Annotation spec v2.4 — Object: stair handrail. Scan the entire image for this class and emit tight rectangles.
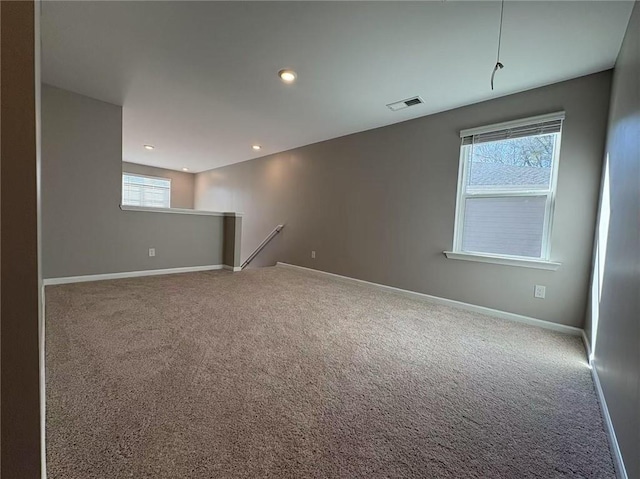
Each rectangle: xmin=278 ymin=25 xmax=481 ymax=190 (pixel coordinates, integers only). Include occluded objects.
xmin=241 ymin=224 xmax=284 ymax=269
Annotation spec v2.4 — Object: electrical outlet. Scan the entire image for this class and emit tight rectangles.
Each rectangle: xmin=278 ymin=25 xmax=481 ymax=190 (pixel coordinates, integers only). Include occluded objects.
xmin=534 ymin=285 xmax=546 ymax=299
xmin=149 ymin=248 xmax=156 ymax=257
xmin=311 ymin=250 xmax=316 ymax=259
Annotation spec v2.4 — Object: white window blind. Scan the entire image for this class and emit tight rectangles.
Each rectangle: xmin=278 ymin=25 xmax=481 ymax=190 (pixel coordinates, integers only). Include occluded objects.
xmin=461 ymin=196 xmax=547 ymax=258
xmin=461 ymin=118 xmax=563 ymax=145
xmin=122 ymin=174 xmax=171 ymax=208
xmin=452 ymin=113 xmax=564 ymax=260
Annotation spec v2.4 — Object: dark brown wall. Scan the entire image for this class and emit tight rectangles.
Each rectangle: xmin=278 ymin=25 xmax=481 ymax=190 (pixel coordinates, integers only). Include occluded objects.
xmin=1 ymin=1 xmax=43 ymax=477
xmin=223 ymin=216 xmax=237 ymax=268
xmin=223 ymin=216 xmax=243 ymax=269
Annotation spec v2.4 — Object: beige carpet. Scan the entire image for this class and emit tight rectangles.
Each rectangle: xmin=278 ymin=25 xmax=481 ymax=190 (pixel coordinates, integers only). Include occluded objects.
xmin=46 ymin=266 xmax=615 ymax=478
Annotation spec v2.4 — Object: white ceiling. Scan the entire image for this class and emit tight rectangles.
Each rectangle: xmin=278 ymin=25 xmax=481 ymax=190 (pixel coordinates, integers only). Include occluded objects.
xmin=41 ymin=1 xmax=634 ymax=173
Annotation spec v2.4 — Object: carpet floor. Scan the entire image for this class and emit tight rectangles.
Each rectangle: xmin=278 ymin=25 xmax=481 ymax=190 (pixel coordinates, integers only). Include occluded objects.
xmin=46 ymin=265 xmax=615 ymax=478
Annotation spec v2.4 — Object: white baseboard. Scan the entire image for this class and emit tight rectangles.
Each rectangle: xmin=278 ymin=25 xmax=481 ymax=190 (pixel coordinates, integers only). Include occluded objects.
xmin=43 ymin=264 xmax=224 ymax=285
xmin=581 ymin=329 xmax=593 ymax=363
xmin=276 ymin=262 xmax=582 ymax=336
xmin=590 ymin=361 xmax=628 ymax=479
xmin=223 ymin=265 xmax=243 ymax=272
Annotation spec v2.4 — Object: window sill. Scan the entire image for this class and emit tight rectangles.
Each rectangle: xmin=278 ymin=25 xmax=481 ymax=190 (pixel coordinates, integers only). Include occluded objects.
xmin=120 ymin=205 xmax=243 ymax=217
xmin=443 ymin=251 xmax=561 ymax=270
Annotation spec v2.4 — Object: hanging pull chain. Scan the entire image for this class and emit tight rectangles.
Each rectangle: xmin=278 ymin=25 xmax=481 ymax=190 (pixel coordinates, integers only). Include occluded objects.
xmin=491 ymin=0 xmax=505 ymax=90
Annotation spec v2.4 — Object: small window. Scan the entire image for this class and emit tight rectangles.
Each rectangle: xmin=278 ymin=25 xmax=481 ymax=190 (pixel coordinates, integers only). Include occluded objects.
xmin=452 ymin=112 xmax=564 ymax=260
xmin=122 ymin=173 xmax=171 ymax=208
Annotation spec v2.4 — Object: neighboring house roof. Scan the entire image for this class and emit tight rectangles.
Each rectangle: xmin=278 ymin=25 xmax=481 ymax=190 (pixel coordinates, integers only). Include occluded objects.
xmin=469 ymin=162 xmax=550 ymax=188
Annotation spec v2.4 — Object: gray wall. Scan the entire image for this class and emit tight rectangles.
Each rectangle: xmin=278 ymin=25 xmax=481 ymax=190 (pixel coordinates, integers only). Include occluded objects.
xmin=590 ymin=4 xmax=639 ymax=478
xmin=122 ymin=161 xmax=195 ymax=209
xmin=195 ymin=72 xmax=612 ymax=328
xmin=42 ymin=85 xmax=223 ymax=279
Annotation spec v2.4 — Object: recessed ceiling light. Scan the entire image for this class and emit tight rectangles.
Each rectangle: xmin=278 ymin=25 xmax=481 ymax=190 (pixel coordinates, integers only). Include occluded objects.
xmin=144 ymin=144 xmax=154 ymax=150
xmin=252 ymin=145 xmax=262 ymax=151
xmin=278 ymin=69 xmax=297 ymax=84
xmin=182 ymin=167 xmax=189 ymax=171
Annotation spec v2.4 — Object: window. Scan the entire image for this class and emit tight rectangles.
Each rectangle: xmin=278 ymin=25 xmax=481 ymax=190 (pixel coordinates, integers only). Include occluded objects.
xmin=450 ymin=112 xmax=564 ymax=264
xmin=122 ymin=173 xmax=171 ymax=208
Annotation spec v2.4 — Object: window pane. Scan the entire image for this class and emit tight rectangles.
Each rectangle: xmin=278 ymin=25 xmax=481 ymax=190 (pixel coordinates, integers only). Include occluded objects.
xmin=122 ymin=174 xmax=171 ymax=208
xmin=461 ymin=196 xmax=547 ymax=258
xmin=467 ymin=133 xmax=556 ymax=191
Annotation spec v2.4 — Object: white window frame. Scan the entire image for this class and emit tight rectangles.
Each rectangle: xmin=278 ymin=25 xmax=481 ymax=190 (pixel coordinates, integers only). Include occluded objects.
xmin=446 ymin=112 xmax=565 ymax=270
xmin=122 ymin=172 xmax=172 ymax=209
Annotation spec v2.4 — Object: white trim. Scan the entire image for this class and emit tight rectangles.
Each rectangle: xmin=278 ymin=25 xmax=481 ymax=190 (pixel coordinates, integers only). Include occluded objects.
xmin=40 ymin=285 xmax=47 ymax=479
xmin=542 ymin=129 xmax=563 ymax=260
xmin=581 ymin=329 xmax=592 ymax=363
xmin=43 ymin=264 xmax=224 ymax=285
xmin=451 ymin=144 xmax=470 ymax=251
xmin=34 ymin=1 xmax=47 ymax=476
xmin=460 ymin=111 xmax=566 ymax=138
xmin=590 ymin=361 xmax=629 ymax=479
xmin=443 ymin=251 xmax=561 ymax=270
xmin=122 ymin=171 xmax=173 ymax=183
xmin=276 ymin=262 xmax=580 ymax=336
xmin=119 ymin=204 xmax=243 ymax=217
xmin=223 ymin=265 xmax=242 ymax=272
xmin=451 ymin=118 xmax=563 ymax=262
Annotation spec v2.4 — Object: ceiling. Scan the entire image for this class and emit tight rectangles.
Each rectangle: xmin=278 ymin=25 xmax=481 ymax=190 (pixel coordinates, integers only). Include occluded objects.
xmin=41 ymin=1 xmax=634 ymax=173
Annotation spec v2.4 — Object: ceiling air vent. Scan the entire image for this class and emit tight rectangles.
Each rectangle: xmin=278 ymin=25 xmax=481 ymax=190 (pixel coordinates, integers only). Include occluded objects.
xmin=386 ymin=96 xmax=424 ymax=112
